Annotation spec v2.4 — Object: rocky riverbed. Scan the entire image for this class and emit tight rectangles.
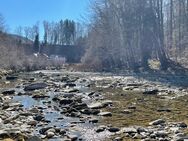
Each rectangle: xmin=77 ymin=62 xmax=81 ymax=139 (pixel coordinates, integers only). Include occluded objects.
xmin=0 ymin=69 xmax=187 ymax=141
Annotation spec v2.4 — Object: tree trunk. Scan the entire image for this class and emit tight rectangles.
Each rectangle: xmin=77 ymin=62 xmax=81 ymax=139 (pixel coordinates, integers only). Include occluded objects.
xmin=169 ymin=0 xmax=173 ymax=49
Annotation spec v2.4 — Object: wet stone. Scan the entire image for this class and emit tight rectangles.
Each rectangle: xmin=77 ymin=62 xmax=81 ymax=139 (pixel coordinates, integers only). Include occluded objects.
xmin=2 ymin=89 xmax=15 ymax=95
xmin=46 ymin=131 xmax=55 ymax=138
xmin=177 ymin=122 xmax=187 ymax=128
xmin=59 ymin=98 xmax=74 ymax=105
xmin=122 ymin=127 xmax=137 ymax=134
xmin=24 ymin=83 xmax=47 ymax=91
xmin=39 ymin=127 xmax=52 ymax=135
xmin=113 ymin=137 xmax=123 ymax=141
xmin=89 ymin=118 xmax=98 ymax=123
xmin=64 ymin=88 xmax=79 ymax=93
xmin=32 ymin=94 xmax=50 ymax=99
xmin=59 ymin=129 xmax=66 ymax=135
xmin=157 ymin=108 xmax=171 ymax=112
xmin=149 ymin=119 xmax=166 ymax=126
xmin=33 ymin=115 xmax=45 ymax=121
xmin=122 ymin=109 xmax=132 ymax=114
xmin=88 ymin=101 xmax=112 ymax=109
xmin=108 ymin=127 xmax=120 ymax=132
xmin=80 ymin=109 xmax=100 ymax=115
xmin=64 ymin=83 xmax=76 ymax=87
xmin=6 ymin=76 xmax=18 ymax=80
xmin=143 ymin=89 xmax=159 ymax=95
xmin=98 ymin=112 xmax=112 ymax=117
xmin=28 ymin=120 xmax=37 ymax=126
xmin=127 ymin=105 xmax=136 ymax=110
xmin=67 ymin=134 xmax=78 ymax=141
xmin=154 ymin=131 xmax=168 ymax=138
xmin=96 ymin=126 xmax=106 ymax=133
xmin=27 ymin=136 xmax=42 ymax=141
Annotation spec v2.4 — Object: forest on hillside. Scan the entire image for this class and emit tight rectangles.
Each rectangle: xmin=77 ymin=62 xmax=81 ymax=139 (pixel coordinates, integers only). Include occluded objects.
xmin=82 ymin=0 xmax=188 ymax=72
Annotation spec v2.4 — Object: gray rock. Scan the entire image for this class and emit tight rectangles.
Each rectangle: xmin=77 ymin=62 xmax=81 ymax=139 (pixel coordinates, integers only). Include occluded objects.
xmin=0 ymin=130 xmax=9 ymax=138
xmin=70 ymin=112 xmax=81 ymax=117
xmin=88 ymin=100 xmax=112 ymax=109
xmin=177 ymin=122 xmax=187 ymax=128
xmin=137 ymin=127 xmax=148 ymax=133
xmin=123 ymin=86 xmax=134 ymax=91
xmin=122 ymin=127 xmax=137 ymax=134
xmin=127 ymin=83 xmax=142 ymax=87
xmin=64 ymin=88 xmax=79 ymax=93
xmin=46 ymin=128 xmax=56 ymax=133
xmin=64 ymin=83 xmax=76 ymax=87
xmin=157 ymin=108 xmax=171 ymax=112
xmin=32 ymin=94 xmax=50 ymax=99
xmin=34 ymin=115 xmax=45 ymax=121
xmin=89 ymin=118 xmax=98 ymax=123
xmin=176 ymin=136 xmax=188 ymax=141
xmin=63 ymin=93 xmax=75 ymax=98
xmin=133 ymin=133 xmax=143 ymax=139
xmin=80 ymin=109 xmax=100 ymax=115
xmin=154 ymin=131 xmax=168 ymax=137
xmin=108 ymin=127 xmax=120 ymax=132
xmin=128 ymin=105 xmax=136 ymax=110
xmin=27 ymin=136 xmax=42 ymax=141
xmin=28 ymin=120 xmax=37 ymax=126
xmin=24 ymin=83 xmax=47 ymax=91
xmin=143 ymin=89 xmax=159 ymax=95
xmin=98 ymin=112 xmax=112 ymax=117
xmin=122 ymin=109 xmax=132 ymax=114
xmin=102 ymin=100 xmax=113 ymax=106
xmin=59 ymin=98 xmax=74 ymax=105
xmin=149 ymin=119 xmax=165 ymax=126
xmin=61 ymin=76 xmax=70 ymax=82
xmin=2 ymin=89 xmax=15 ymax=95
xmin=46 ymin=131 xmax=55 ymax=138
xmin=88 ymin=102 xmax=103 ymax=109
xmin=73 ymin=103 xmax=88 ymax=110
xmin=67 ymin=134 xmax=78 ymax=141
xmin=113 ymin=137 xmax=123 ymax=141
xmin=39 ymin=127 xmax=52 ymax=135
xmin=96 ymin=126 xmax=106 ymax=133
xmin=59 ymin=129 xmax=66 ymax=135
xmin=6 ymin=75 xmax=18 ymax=80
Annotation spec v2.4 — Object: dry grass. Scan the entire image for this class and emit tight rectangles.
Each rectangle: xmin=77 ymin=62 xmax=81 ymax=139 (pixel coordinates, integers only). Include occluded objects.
xmin=0 ymin=33 xmax=64 ymax=71
xmin=92 ymin=87 xmax=188 ymax=140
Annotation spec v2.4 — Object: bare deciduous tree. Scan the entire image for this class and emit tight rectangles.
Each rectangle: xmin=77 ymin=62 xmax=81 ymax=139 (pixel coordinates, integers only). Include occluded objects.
xmin=82 ymin=0 xmax=170 ymax=71
xmin=0 ymin=13 xmax=6 ymax=33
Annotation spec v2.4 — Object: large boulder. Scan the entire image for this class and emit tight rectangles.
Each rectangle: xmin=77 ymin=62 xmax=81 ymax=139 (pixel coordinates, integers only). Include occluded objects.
xmin=176 ymin=136 xmax=188 ymax=141
xmin=6 ymin=76 xmax=18 ymax=80
xmin=143 ymin=89 xmax=159 ymax=95
xmin=24 ymin=83 xmax=47 ymax=91
xmin=59 ymin=98 xmax=74 ymax=105
xmin=122 ymin=127 xmax=137 ymax=134
xmin=27 ymin=136 xmax=42 ymax=141
xmin=2 ymin=89 xmax=15 ymax=95
xmin=98 ymin=112 xmax=112 ymax=117
xmin=108 ymin=127 xmax=120 ymax=132
xmin=149 ymin=119 xmax=165 ymax=126
xmin=88 ymin=100 xmax=113 ymax=109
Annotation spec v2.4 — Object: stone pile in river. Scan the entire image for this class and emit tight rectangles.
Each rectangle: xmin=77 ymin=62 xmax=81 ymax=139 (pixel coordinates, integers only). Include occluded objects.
xmin=0 ymin=72 xmax=115 ymax=140
xmin=111 ymin=119 xmax=188 ymax=141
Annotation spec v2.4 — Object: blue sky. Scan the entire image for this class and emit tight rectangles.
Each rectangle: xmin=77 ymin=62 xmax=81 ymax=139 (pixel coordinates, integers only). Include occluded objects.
xmin=0 ymin=0 xmax=90 ymax=33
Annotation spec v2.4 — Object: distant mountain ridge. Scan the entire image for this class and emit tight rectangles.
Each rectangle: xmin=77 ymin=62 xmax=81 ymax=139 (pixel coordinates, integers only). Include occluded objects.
xmin=0 ymin=32 xmax=32 ymax=47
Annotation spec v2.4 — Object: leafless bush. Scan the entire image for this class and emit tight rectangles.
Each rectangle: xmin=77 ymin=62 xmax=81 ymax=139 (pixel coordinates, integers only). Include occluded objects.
xmin=0 ymin=36 xmax=64 ymax=71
